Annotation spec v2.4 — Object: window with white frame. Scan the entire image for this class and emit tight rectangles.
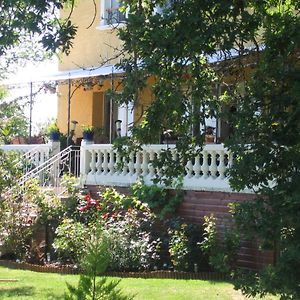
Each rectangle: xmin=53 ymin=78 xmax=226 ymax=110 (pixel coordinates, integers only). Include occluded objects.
xmin=100 ymin=0 xmax=127 ymax=27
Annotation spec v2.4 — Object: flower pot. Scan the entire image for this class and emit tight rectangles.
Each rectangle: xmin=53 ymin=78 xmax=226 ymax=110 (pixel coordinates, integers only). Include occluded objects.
xmin=49 ymin=131 xmax=60 ymax=141
xmin=83 ymin=131 xmax=94 ymax=141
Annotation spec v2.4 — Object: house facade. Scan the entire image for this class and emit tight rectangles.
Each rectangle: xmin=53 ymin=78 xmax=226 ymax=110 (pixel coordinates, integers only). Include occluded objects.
xmin=57 ymin=0 xmax=156 ymax=143
xmin=52 ymin=1 xmax=275 ymax=270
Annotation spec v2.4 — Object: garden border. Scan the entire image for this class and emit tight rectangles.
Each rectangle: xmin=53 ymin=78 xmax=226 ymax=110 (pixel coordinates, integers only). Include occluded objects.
xmin=0 ymin=260 xmax=226 ymax=280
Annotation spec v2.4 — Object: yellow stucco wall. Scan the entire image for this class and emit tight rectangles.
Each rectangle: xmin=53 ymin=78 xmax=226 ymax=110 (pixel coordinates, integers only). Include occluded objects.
xmin=59 ymin=0 xmax=122 ymax=70
xmin=57 ymin=0 xmax=155 ymax=138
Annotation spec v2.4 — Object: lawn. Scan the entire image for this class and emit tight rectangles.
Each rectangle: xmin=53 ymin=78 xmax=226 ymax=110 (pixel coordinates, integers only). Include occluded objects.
xmin=0 ymin=266 xmax=278 ymax=300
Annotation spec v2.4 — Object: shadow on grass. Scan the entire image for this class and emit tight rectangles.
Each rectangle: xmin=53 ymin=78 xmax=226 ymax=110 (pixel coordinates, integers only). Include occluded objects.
xmin=45 ymin=292 xmax=65 ymax=300
xmin=0 ymin=286 xmax=35 ymax=297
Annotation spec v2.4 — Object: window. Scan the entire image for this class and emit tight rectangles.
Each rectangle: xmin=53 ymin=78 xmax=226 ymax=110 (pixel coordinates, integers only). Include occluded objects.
xmin=100 ymin=0 xmax=127 ymax=28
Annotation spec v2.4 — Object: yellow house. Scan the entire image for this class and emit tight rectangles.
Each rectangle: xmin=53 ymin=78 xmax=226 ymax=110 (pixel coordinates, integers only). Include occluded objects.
xmin=56 ymin=0 xmax=253 ymax=145
xmin=57 ymin=0 xmax=156 ymax=144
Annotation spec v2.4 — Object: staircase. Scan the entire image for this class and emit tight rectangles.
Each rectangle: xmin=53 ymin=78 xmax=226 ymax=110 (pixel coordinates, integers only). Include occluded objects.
xmin=16 ymin=145 xmax=81 ymax=196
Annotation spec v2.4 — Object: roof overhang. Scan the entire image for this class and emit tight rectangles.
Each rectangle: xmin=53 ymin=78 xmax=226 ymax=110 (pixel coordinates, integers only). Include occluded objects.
xmin=1 ymin=64 xmax=124 ymax=87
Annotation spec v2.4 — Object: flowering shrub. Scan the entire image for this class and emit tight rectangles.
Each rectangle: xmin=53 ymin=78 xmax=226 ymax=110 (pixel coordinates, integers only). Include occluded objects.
xmin=103 ymin=207 xmax=160 ymax=271
xmin=0 ymin=180 xmax=45 ymax=260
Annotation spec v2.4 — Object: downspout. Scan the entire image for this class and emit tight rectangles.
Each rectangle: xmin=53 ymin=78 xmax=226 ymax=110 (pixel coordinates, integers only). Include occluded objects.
xmin=67 ymin=77 xmax=71 ymax=146
xmin=29 ymin=82 xmax=33 ymax=143
xmin=109 ymin=67 xmax=114 ymax=143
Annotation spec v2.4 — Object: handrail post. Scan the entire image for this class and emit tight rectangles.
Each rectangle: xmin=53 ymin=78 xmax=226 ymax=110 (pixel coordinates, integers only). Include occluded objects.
xmin=48 ymin=140 xmax=60 ymax=157
xmin=80 ymin=139 xmax=94 ymax=187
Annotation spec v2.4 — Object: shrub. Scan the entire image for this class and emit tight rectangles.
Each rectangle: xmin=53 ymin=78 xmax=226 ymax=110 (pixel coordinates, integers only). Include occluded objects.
xmin=53 ymin=218 xmax=90 ymax=263
xmin=200 ymin=215 xmax=240 ymax=273
xmin=103 ymin=207 xmax=160 ymax=271
xmin=130 ymin=181 xmax=183 ymax=219
xmin=65 ymin=226 xmax=133 ymax=300
xmin=167 ymin=217 xmax=208 ymax=272
xmin=0 ymin=180 xmax=48 ymax=260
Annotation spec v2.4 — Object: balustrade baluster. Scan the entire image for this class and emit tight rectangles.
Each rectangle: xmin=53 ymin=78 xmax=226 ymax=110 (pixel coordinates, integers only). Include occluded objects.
xmin=102 ymin=150 xmax=108 ymax=174
xmin=108 ymin=149 xmax=115 ymax=175
xmin=128 ymin=152 xmax=135 ymax=176
xmin=115 ymin=151 xmax=121 ymax=175
xmin=218 ymin=151 xmax=226 ymax=179
xmin=122 ymin=155 xmax=128 ymax=176
xmin=193 ymin=154 xmax=201 ymax=178
xmin=135 ymin=151 xmax=142 ymax=177
xmin=186 ymin=159 xmax=193 ymax=178
xmin=201 ymin=151 xmax=209 ymax=177
xmin=148 ymin=150 xmax=155 ymax=178
xmin=210 ymin=151 xmax=217 ymax=177
xmin=96 ymin=150 xmax=102 ymax=175
xmin=141 ymin=149 xmax=149 ymax=177
xmin=89 ymin=150 xmax=96 ymax=174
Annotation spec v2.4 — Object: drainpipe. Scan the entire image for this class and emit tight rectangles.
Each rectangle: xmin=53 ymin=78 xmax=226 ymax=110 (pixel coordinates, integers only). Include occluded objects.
xmin=67 ymin=77 xmax=71 ymax=146
xmin=109 ymin=68 xmax=114 ymax=143
xmin=29 ymin=82 xmax=33 ymax=143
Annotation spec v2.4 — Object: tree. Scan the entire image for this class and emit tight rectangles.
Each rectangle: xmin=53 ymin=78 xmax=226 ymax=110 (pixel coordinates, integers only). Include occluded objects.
xmin=0 ymin=0 xmax=77 ymax=77
xmin=117 ymin=0 xmax=300 ymax=299
xmin=0 ymin=90 xmax=28 ymax=144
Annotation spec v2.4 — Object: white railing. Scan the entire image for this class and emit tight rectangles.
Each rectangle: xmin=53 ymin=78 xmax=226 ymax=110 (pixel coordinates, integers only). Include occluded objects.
xmin=80 ymin=143 xmax=234 ymax=192
xmin=0 ymin=144 xmax=52 ymax=172
xmin=19 ymin=146 xmax=81 ymax=195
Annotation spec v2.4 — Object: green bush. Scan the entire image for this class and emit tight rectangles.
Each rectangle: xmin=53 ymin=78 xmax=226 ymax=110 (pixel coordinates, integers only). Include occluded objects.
xmin=65 ymin=226 xmax=133 ymax=300
xmin=167 ymin=218 xmax=208 ymax=272
xmin=53 ymin=218 xmax=90 ymax=263
xmin=200 ymin=215 xmax=240 ymax=273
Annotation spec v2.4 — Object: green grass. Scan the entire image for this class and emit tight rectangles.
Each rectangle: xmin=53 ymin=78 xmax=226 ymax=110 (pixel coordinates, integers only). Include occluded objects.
xmin=0 ymin=266 xmax=278 ymax=300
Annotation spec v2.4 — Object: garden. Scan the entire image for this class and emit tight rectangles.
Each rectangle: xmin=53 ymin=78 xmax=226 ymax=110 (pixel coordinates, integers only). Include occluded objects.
xmin=0 ymin=151 xmax=277 ymax=299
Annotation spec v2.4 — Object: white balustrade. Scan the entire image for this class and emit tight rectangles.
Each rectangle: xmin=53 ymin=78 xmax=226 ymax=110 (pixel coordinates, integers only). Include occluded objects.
xmin=0 ymin=143 xmax=52 ymax=170
xmin=80 ymin=143 xmax=234 ymax=192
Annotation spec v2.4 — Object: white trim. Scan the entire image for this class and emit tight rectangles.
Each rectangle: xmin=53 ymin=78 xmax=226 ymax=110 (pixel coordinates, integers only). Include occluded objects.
xmin=1 ymin=64 xmax=124 ymax=86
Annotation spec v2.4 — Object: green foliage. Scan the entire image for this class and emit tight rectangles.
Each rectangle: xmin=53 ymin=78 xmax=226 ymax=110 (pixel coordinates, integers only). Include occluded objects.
xmin=0 ymin=150 xmax=23 ymax=193
xmin=65 ymin=226 xmax=133 ymax=300
xmin=103 ymin=207 xmax=160 ymax=271
xmin=53 ymin=218 xmax=89 ymax=263
xmin=200 ymin=215 xmax=240 ymax=274
xmin=0 ymin=181 xmax=41 ymax=259
xmin=0 ymin=0 xmax=76 ymax=58
xmin=130 ymin=181 xmax=183 ymax=219
xmin=0 ymin=98 xmax=28 ymax=144
xmin=53 ymin=186 xmax=160 ymax=270
xmin=117 ymin=0 xmax=300 ymax=298
xmin=47 ymin=122 xmax=60 ymax=134
xmin=167 ymin=218 xmax=208 ymax=272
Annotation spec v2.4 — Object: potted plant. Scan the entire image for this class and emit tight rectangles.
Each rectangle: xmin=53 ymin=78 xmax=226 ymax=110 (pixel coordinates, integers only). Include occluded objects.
xmin=47 ymin=122 xmax=60 ymax=141
xmin=82 ymin=125 xmax=95 ymax=141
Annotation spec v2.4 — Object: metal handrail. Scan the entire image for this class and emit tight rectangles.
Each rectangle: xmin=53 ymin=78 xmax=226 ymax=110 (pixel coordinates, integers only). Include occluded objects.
xmin=14 ymin=144 xmax=51 ymax=170
xmin=16 ymin=146 xmax=81 ymax=195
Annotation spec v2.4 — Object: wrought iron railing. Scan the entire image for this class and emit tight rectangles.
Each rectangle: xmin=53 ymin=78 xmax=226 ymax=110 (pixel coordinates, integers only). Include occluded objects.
xmin=18 ymin=146 xmax=81 ymax=195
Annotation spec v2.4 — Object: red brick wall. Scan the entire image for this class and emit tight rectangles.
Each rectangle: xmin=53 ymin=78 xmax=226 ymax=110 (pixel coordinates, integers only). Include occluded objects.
xmin=178 ymin=190 xmax=274 ymax=270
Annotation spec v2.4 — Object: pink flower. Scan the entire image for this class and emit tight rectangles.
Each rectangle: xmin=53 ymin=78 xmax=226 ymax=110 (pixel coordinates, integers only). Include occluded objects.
xmin=78 ymin=206 xmax=88 ymax=213
xmin=90 ymin=199 xmax=98 ymax=206
xmin=84 ymin=194 xmax=91 ymax=202
xmin=102 ymin=213 xmax=109 ymax=220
